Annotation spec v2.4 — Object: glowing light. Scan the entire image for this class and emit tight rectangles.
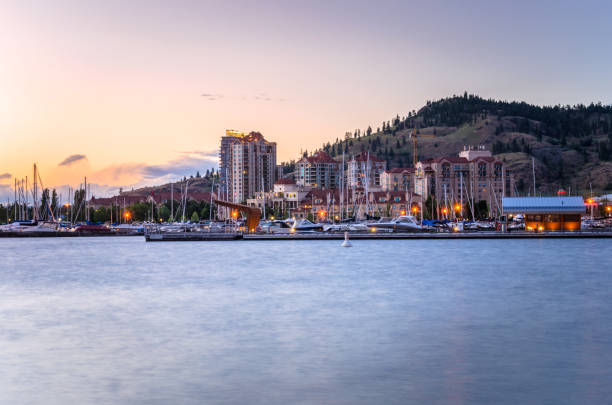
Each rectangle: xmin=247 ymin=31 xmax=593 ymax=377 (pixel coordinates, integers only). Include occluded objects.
xmin=538 ymin=225 xmax=544 ymax=231
xmin=270 ymin=216 xmax=275 ymax=220
xmin=290 ymin=228 xmax=296 ymax=234
xmin=442 ymin=208 xmax=448 ymax=214
xmin=454 ymin=204 xmax=461 ymax=211
xmin=319 ymin=210 xmax=326 ymax=217
xmin=370 ymin=227 xmax=376 ymax=232
xmin=400 ymin=210 xmax=406 ymax=215
xmin=412 ymin=207 xmax=418 ymax=213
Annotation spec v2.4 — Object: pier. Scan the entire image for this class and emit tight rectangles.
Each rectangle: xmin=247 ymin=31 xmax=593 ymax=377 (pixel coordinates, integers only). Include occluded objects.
xmin=143 ymin=230 xmax=612 ymax=241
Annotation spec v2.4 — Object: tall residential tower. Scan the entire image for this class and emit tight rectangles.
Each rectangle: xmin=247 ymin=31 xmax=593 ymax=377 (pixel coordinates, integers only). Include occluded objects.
xmin=219 ymin=130 xmax=277 ymax=203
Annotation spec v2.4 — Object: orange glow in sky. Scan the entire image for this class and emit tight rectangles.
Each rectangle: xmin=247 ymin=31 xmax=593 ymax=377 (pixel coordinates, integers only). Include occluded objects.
xmin=1 ymin=1 xmax=611 ymax=197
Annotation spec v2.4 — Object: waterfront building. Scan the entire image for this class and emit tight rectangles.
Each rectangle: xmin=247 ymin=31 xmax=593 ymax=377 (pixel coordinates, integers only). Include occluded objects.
xmin=502 ymin=196 xmax=585 ymax=231
xmin=220 ymin=130 xmax=277 ymax=203
xmin=219 ymin=130 xmax=248 ymax=191
xmin=415 ymin=146 xmax=515 ymax=217
xmin=381 ymin=168 xmax=415 ymax=192
xmin=247 ymin=177 xmax=310 ymax=218
xmin=296 ymin=151 xmax=340 ymax=189
xmin=347 ymin=152 xmax=387 ymax=189
xmin=293 ymin=188 xmax=422 ymax=220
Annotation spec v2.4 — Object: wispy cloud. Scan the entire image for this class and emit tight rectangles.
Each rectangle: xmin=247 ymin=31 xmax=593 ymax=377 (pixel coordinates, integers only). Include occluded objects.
xmin=79 ymin=150 xmax=219 ymax=196
xmin=201 ymin=92 xmax=224 ymax=101
xmin=0 ymin=151 xmax=219 ymax=201
xmin=201 ymin=91 xmax=286 ymax=102
xmin=0 ymin=184 xmax=11 ymax=201
xmin=140 ymin=150 xmax=218 ymax=179
xmin=59 ymin=154 xmax=87 ymax=166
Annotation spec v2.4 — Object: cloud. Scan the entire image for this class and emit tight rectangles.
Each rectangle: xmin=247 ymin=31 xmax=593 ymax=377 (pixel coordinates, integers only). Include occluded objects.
xmin=140 ymin=150 xmax=218 ymax=179
xmin=201 ymin=92 xmax=286 ymax=102
xmin=77 ymin=150 xmax=219 ymax=196
xmin=0 ymin=173 xmax=11 ymax=181
xmin=0 ymin=184 xmax=11 ymax=201
xmin=201 ymin=93 xmax=224 ymax=101
xmin=59 ymin=154 xmax=87 ymax=166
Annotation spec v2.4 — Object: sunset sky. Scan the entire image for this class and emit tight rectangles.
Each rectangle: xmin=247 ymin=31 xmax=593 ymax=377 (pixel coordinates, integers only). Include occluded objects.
xmin=1 ymin=0 xmax=611 ymax=200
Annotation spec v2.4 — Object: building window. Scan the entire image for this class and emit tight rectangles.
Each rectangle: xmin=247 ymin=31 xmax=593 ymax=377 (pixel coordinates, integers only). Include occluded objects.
xmin=442 ymin=163 xmax=451 ymax=178
xmin=478 ymin=163 xmax=487 ymax=178
xmin=494 ymin=164 xmax=503 ymax=178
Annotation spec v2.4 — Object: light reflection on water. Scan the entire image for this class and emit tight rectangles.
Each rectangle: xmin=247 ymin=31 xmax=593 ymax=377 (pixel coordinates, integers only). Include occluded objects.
xmin=0 ymin=237 xmax=611 ymax=404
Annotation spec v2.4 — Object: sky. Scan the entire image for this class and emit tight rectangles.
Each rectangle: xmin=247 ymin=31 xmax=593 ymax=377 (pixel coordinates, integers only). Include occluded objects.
xmin=1 ymin=0 xmax=611 ymax=200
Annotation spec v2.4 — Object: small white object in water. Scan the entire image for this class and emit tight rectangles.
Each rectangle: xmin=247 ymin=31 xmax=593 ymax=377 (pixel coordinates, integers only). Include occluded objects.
xmin=341 ymin=231 xmax=352 ymax=247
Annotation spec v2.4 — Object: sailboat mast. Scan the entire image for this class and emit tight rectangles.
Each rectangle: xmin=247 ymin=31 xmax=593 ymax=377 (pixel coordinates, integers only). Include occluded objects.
xmin=261 ymin=176 xmax=266 ymax=219
xmin=340 ymin=152 xmax=344 ymax=221
xmin=209 ymin=178 xmax=215 ymax=222
xmin=14 ymin=178 xmax=17 ymax=221
xmin=531 ymin=157 xmax=536 ymax=197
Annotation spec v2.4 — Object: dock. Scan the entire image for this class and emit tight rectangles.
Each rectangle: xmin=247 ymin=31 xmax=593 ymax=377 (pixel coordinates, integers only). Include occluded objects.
xmin=143 ymin=230 xmax=612 ymax=241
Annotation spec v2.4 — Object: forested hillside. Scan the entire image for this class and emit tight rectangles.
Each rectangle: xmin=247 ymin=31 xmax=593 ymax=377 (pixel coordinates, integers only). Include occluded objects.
xmin=291 ymin=93 xmax=612 ymax=195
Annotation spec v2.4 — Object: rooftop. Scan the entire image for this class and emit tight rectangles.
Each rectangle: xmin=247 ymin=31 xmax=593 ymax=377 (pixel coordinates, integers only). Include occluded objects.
xmin=300 ymin=151 xmax=338 ymax=164
xmin=385 ymin=168 xmax=415 ymax=174
xmin=502 ymin=197 xmax=586 ymax=214
xmin=353 ymin=151 xmax=385 ymax=162
xmin=274 ymin=177 xmax=296 ymax=185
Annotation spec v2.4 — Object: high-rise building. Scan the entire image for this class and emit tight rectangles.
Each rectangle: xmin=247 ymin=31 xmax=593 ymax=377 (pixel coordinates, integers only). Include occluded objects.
xmin=219 ymin=130 xmax=248 ymax=196
xmin=220 ymin=130 xmax=277 ymax=203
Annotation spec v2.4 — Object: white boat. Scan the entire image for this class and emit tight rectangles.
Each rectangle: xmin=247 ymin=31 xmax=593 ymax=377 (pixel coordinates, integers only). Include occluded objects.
xmin=1 ymin=221 xmax=58 ymax=233
xmin=348 ymin=223 xmax=370 ymax=232
xmin=112 ymin=223 xmax=144 ymax=234
xmin=291 ymin=219 xmax=324 ymax=232
xmin=367 ymin=215 xmax=422 ymax=232
xmin=261 ymin=220 xmax=293 ymax=234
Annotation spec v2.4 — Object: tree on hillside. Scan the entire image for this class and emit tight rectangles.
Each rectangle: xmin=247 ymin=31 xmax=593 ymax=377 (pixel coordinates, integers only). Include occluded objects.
xmin=51 ymin=189 xmax=58 ymax=217
xmin=191 ymin=211 xmax=200 ymax=223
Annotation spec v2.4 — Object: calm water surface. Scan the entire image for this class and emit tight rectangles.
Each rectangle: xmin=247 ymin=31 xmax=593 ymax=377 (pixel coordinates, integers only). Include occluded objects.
xmin=0 ymin=237 xmax=611 ymax=404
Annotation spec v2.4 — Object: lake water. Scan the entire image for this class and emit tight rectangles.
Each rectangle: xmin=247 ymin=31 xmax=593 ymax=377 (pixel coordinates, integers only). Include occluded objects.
xmin=1 ymin=237 xmax=611 ymax=404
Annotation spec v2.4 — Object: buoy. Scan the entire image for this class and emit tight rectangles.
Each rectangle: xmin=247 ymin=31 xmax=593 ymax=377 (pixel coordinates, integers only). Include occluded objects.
xmin=341 ymin=231 xmax=352 ymax=247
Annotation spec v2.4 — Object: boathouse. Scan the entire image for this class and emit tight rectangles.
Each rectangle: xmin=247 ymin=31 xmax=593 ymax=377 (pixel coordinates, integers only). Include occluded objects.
xmin=502 ymin=197 xmax=585 ymax=231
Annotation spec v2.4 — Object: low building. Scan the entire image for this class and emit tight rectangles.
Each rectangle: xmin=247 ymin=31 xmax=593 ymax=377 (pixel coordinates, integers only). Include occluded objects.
xmin=502 ymin=197 xmax=585 ymax=231
xmin=381 ymin=168 xmax=415 ymax=192
xmin=246 ymin=177 xmax=309 ymax=218
xmin=296 ymin=151 xmax=340 ymax=189
xmin=347 ymin=152 xmax=387 ymax=189
xmin=293 ymin=188 xmax=422 ymax=221
xmin=415 ymin=147 xmax=515 ymax=218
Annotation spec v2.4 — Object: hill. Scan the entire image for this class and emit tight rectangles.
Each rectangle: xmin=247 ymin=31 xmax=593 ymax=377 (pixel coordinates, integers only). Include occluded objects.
xmin=117 ymin=173 xmax=217 ymax=198
xmin=304 ymin=93 xmax=612 ymax=195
